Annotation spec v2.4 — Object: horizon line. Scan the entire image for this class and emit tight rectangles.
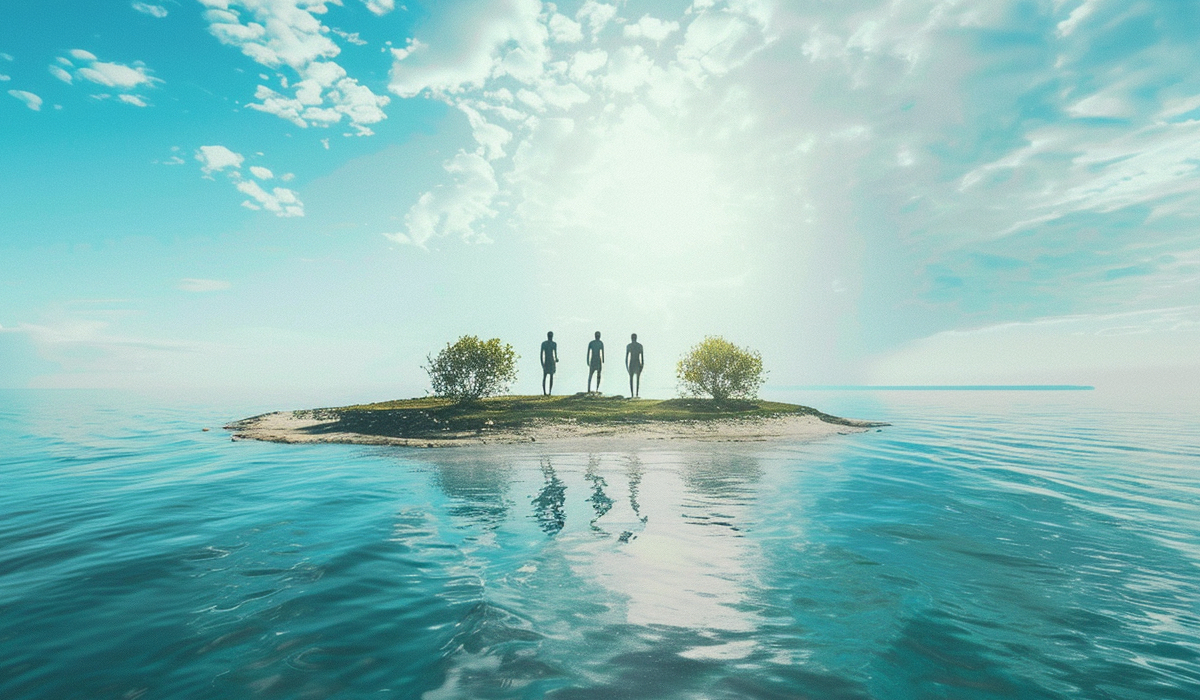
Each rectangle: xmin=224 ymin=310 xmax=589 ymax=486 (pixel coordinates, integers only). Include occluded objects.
xmin=773 ymin=385 xmax=1096 ymax=391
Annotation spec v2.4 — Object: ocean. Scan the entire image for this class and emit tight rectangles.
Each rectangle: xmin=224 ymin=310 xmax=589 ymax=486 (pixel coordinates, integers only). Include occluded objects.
xmin=2 ymin=388 xmax=1198 ymax=699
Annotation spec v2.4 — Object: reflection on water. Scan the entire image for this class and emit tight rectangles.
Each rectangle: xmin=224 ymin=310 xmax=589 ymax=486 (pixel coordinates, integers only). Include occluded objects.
xmin=532 ymin=458 xmax=566 ymax=536
xmin=433 ymin=456 xmax=514 ymax=529
xmin=584 ymin=456 xmax=615 ymax=529
xmin=2 ymin=389 xmax=1200 ymax=699
xmin=624 ymin=456 xmax=648 ymax=525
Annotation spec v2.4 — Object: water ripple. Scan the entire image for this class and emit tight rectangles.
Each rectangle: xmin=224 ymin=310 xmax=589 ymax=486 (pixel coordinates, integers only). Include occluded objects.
xmin=1 ymin=389 xmax=1198 ymax=698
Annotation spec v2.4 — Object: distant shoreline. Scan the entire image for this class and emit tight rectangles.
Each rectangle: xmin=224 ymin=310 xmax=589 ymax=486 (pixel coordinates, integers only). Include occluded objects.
xmin=225 ymin=394 xmax=887 ymax=448
xmin=776 ymin=385 xmax=1096 ymax=391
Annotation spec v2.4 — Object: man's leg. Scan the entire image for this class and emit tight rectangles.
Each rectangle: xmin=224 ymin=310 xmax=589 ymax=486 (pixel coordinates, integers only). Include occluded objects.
xmin=549 ymin=373 xmax=554 ymax=395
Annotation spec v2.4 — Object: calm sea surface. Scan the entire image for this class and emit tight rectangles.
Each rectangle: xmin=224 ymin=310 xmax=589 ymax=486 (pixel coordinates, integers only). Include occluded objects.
xmin=2 ymin=389 xmax=1198 ymax=699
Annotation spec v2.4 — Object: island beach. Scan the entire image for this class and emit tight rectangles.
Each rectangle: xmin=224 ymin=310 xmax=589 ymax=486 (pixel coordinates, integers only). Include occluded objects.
xmin=225 ymin=393 xmax=886 ymax=448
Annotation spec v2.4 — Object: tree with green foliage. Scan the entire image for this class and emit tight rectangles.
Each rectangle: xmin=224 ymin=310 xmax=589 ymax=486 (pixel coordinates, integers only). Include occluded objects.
xmin=425 ymin=336 xmax=518 ymax=402
xmin=676 ymin=336 xmax=766 ymax=401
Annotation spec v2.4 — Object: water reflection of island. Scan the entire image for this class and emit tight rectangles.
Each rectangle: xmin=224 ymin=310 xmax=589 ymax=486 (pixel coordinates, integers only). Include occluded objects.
xmin=431 ymin=456 xmax=514 ymax=528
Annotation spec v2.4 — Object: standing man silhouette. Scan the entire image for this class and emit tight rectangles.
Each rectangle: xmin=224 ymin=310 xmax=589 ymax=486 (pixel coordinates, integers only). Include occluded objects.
xmin=587 ymin=331 xmax=604 ymax=392
xmin=625 ymin=333 xmax=644 ymax=398
xmin=540 ymin=331 xmax=558 ymax=396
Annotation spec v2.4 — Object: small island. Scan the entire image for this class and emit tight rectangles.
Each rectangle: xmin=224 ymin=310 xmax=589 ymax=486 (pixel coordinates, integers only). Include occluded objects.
xmin=225 ymin=393 xmax=887 ymax=448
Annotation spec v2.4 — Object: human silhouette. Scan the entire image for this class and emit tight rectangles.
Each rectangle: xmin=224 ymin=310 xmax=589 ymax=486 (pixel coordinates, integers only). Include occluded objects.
xmin=540 ymin=331 xmax=558 ymax=396
xmin=587 ymin=331 xmax=604 ymax=392
xmin=625 ymin=333 xmax=644 ymax=398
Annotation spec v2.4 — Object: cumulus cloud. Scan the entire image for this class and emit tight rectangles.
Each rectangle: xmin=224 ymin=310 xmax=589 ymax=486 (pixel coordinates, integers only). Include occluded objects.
xmin=360 ymin=0 xmax=393 ymax=16
xmin=8 ymin=90 xmax=42 ymax=111
xmin=178 ymin=278 xmax=232 ymax=292
xmin=383 ymin=151 xmax=498 ymax=246
xmin=199 ymin=0 xmax=390 ymax=135
xmin=383 ymin=0 xmax=772 ymax=248
xmin=236 ymin=179 xmax=305 ymax=216
xmin=547 ymin=9 xmax=583 ymax=44
xmin=51 ymin=50 xmax=161 ymax=105
xmin=196 ymin=145 xmax=245 ymax=174
xmin=623 ymin=15 xmax=680 ymax=43
xmin=195 ymin=144 xmax=304 ymax=217
xmin=388 ymin=0 xmax=548 ymax=97
xmin=576 ymin=1 xmax=616 ymax=37
xmin=131 ymin=2 xmax=168 ymax=18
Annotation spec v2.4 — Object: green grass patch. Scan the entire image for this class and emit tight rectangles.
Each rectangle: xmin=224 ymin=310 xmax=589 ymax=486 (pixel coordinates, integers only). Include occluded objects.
xmin=290 ymin=393 xmax=875 ymax=439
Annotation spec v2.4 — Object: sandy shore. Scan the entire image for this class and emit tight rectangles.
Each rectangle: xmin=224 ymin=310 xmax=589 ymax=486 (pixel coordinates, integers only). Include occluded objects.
xmin=225 ymin=411 xmax=882 ymax=448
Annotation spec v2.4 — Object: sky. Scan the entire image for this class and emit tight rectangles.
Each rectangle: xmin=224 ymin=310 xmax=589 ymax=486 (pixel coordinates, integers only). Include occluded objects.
xmin=2 ymin=0 xmax=1199 ymax=401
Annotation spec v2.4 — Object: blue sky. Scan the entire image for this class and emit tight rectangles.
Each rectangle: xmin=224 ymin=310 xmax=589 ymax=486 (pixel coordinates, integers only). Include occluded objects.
xmin=2 ymin=0 xmax=1198 ymax=400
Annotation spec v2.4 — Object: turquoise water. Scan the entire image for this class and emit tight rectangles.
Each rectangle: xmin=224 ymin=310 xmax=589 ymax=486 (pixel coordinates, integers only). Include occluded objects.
xmin=2 ymin=389 xmax=1198 ymax=699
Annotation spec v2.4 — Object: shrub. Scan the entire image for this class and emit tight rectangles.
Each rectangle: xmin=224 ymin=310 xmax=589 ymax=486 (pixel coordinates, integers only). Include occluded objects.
xmin=676 ymin=336 xmax=766 ymax=401
xmin=425 ymin=336 xmax=518 ymax=402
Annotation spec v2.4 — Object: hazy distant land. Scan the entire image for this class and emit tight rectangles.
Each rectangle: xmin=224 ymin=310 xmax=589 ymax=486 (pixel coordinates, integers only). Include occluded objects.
xmin=225 ymin=394 xmax=887 ymax=448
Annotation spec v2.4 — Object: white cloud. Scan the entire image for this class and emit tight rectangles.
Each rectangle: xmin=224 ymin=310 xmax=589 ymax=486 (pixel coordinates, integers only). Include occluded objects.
xmin=361 ymin=0 xmax=393 ymax=16
xmin=623 ymin=15 xmax=680 ymax=43
xmin=8 ymin=90 xmax=42 ymax=111
xmin=48 ymin=65 xmax=72 ymax=83
xmin=195 ymin=145 xmax=304 ymax=217
xmin=178 ymin=278 xmax=232 ymax=292
xmin=236 ymin=179 xmax=305 ymax=216
xmin=0 ymin=74 xmax=10 ymax=82
xmin=388 ymin=0 xmax=548 ymax=97
xmin=79 ymin=61 xmax=154 ymax=88
xmin=576 ymin=1 xmax=617 ymax=37
xmin=548 ymin=10 xmax=583 ymax=43
xmin=132 ymin=2 xmax=168 ymax=18
xmin=569 ymin=48 xmax=607 ymax=81
xmin=457 ymin=103 xmax=512 ymax=159
xmin=382 ymin=0 xmax=775 ymax=248
xmin=52 ymin=50 xmax=161 ymax=105
xmin=118 ymin=94 xmax=148 ymax=107
xmin=0 ymin=53 xmax=13 ymax=61
xmin=1056 ymin=0 xmax=1100 ymax=38
xmin=332 ymin=28 xmax=367 ymax=46
xmin=199 ymin=0 xmax=390 ymax=134
xmin=385 ymin=151 xmax=498 ymax=246
xmin=196 ymin=145 xmax=245 ymax=174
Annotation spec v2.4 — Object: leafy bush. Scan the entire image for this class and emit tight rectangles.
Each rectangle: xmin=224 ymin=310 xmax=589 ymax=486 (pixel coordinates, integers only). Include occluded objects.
xmin=676 ymin=336 xmax=766 ymax=401
xmin=425 ymin=336 xmax=518 ymax=402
